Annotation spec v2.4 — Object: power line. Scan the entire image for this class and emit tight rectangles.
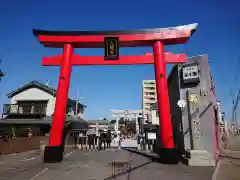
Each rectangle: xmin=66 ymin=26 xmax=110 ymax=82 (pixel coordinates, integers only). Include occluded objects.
xmin=232 ymin=88 xmax=240 ymax=127
xmin=232 ymin=89 xmax=240 ymax=113
xmin=231 ymin=57 xmax=240 ymax=129
xmin=230 ymin=57 xmax=240 ymax=96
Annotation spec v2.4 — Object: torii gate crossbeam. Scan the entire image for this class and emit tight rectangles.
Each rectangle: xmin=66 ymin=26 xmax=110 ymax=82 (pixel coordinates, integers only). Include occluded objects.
xmin=42 ymin=53 xmax=187 ymax=66
xmin=33 ymin=23 xmax=198 ymax=164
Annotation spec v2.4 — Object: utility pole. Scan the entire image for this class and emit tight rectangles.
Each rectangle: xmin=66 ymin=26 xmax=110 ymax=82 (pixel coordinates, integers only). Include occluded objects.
xmin=75 ymin=87 xmax=79 ymax=116
xmin=233 ymin=89 xmax=240 ymax=130
xmin=230 ymin=57 xmax=240 ymax=132
xmin=75 ymin=87 xmax=84 ymax=116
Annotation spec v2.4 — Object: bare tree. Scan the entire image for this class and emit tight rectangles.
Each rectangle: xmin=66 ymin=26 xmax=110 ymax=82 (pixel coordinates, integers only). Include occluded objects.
xmin=0 ymin=59 xmax=6 ymax=81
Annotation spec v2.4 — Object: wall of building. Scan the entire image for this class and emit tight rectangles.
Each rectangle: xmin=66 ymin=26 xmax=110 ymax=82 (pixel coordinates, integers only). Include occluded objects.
xmin=149 ymin=110 xmax=159 ymax=125
xmin=167 ymin=65 xmax=184 ymax=151
xmin=177 ymin=55 xmax=218 ymax=161
xmin=10 ymin=88 xmax=55 ymax=116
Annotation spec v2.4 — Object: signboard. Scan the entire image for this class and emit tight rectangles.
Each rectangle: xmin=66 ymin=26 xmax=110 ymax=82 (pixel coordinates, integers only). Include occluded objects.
xmin=177 ymin=99 xmax=186 ymax=108
xmin=188 ymin=93 xmax=198 ymax=104
xmin=147 ymin=132 xmax=156 ymax=140
xmin=182 ymin=64 xmax=200 ymax=84
xmin=104 ymin=37 xmax=119 ymax=60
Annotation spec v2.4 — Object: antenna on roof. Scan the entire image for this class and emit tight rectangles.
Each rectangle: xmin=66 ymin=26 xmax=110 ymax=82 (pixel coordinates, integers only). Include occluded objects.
xmin=45 ymin=80 xmax=50 ymax=86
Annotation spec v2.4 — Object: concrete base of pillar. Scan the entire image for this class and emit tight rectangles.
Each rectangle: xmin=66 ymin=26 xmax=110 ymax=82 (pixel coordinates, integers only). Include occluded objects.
xmin=44 ymin=146 xmax=63 ymax=163
xmin=159 ymin=148 xmax=180 ymax=164
xmin=183 ymin=150 xmax=216 ymax=166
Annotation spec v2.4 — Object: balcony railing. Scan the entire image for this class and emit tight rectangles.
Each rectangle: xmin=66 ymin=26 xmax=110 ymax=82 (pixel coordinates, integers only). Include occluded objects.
xmin=143 ymin=84 xmax=156 ymax=88
xmin=144 ymin=88 xmax=156 ymax=92
xmin=3 ymin=103 xmax=47 ymax=116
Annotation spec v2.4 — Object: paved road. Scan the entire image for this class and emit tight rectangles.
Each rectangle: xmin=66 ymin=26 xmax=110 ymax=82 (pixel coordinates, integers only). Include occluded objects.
xmin=215 ymin=156 xmax=240 ymax=180
xmin=0 ymin=149 xmax=214 ymax=180
xmin=216 ymin=135 xmax=240 ymax=180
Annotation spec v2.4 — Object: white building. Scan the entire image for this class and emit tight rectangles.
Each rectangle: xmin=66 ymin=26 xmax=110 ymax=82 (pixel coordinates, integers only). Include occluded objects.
xmin=142 ymin=80 xmax=157 ymax=122
xmin=88 ymin=120 xmax=109 ymax=130
xmin=2 ymin=80 xmax=86 ymax=119
xmin=147 ymin=102 xmax=159 ymax=125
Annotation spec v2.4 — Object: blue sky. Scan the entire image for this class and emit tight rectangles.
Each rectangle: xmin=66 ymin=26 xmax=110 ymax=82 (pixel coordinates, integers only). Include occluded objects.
xmin=0 ymin=0 xmax=239 ymax=120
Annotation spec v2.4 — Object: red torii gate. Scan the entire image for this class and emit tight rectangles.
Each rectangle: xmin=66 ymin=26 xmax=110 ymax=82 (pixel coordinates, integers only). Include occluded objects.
xmin=33 ymin=23 xmax=197 ymax=164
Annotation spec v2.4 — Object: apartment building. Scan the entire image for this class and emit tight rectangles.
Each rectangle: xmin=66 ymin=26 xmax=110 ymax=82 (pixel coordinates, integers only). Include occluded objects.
xmin=142 ymin=80 xmax=157 ymax=121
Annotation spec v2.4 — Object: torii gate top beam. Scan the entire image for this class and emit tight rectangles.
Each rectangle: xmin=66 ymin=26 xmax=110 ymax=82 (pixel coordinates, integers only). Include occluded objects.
xmin=33 ymin=23 xmax=197 ymax=48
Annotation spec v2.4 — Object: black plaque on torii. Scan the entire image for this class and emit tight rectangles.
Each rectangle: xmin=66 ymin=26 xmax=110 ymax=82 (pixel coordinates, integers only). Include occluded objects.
xmin=104 ymin=37 xmax=119 ymax=60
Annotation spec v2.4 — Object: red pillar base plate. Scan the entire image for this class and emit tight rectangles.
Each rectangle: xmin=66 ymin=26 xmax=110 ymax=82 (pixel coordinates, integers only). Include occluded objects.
xmin=158 ymin=148 xmax=180 ymax=164
xmin=44 ymin=146 xmax=64 ymax=163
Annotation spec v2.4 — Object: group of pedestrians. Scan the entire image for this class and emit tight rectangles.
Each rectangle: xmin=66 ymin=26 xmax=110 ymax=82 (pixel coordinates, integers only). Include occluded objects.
xmin=63 ymin=130 xmax=114 ymax=151
xmin=98 ymin=130 xmax=112 ymax=150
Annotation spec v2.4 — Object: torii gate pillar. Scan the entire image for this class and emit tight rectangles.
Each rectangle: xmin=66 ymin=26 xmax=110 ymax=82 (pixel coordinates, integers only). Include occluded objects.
xmin=153 ymin=41 xmax=175 ymax=151
xmin=33 ymin=23 xmax=198 ymax=164
xmin=48 ymin=44 xmax=74 ymax=146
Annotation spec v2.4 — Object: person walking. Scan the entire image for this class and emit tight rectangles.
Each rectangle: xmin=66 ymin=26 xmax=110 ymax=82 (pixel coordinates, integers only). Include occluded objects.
xmin=107 ymin=130 xmax=112 ymax=148
xmin=118 ymin=134 xmax=123 ymax=149
xmin=61 ymin=128 xmax=67 ymax=152
xmin=88 ymin=134 xmax=94 ymax=150
xmin=98 ymin=132 xmax=103 ymax=150
xmin=222 ymin=131 xmax=229 ymax=149
xmin=140 ymin=132 xmax=145 ymax=150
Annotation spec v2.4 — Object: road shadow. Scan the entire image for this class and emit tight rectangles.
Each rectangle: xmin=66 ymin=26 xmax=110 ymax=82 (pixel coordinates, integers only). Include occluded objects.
xmin=104 ymin=160 xmax=153 ymax=180
xmin=121 ymin=147 xmax=183 ymax=165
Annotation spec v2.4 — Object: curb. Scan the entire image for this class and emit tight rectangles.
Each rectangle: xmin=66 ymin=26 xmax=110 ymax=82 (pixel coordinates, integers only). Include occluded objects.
xmin=121 ymin=147 xmax=160 ymax=160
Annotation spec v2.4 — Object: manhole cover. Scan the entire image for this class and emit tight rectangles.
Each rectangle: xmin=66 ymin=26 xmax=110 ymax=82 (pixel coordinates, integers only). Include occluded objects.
xmin=110 ymin=161 xmax=131 ymax=176
xmin=109 ymin=161 xmax=130 ymax=167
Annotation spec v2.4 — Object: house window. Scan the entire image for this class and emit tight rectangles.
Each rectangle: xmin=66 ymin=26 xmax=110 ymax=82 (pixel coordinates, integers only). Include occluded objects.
xmin=156 ymin=111 xmax=159 ymax=117
xmin=16 ymin=101 xmax=47 ymax=115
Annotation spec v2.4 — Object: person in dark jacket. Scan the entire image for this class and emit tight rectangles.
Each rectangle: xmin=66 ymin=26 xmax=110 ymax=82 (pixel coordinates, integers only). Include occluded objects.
xmin=99 ymin=132 xmax=107 ymax=150
xmin=107 ymin=130 xmax=112 ymax=148
xmin=61 ymin=128 xmax=67 ymax=152
xmin=73 ymin=132 xmax=78 ymax=148
xmin=98 ymin=133 xmax=103 ymax=150
xmin=88 ymin=134 xmax=94 ymax=149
